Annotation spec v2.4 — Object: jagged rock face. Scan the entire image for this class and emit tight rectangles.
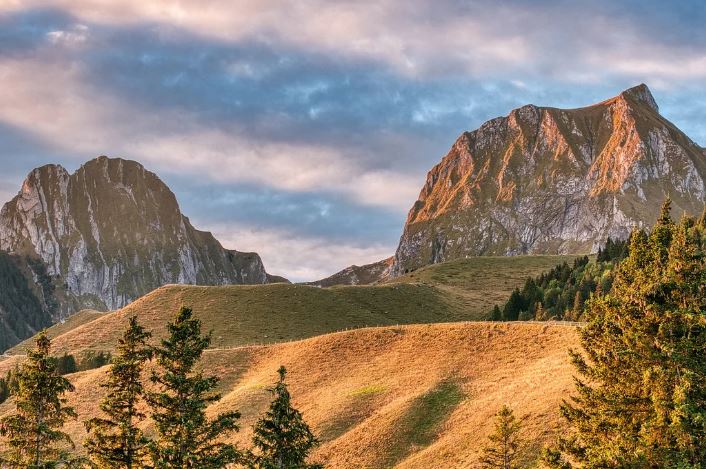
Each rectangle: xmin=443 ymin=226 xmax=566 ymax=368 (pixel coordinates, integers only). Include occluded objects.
xmin=393 ymin=84 xmax=706 ymax=275
xmin=308 ymin=257 xmax=393 ymax=287
xmin=0 ymin=156 xmax=270 ymax=314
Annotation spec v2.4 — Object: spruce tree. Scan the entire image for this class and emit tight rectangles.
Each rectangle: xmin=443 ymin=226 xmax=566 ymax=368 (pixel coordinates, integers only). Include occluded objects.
xmin=545 ymin=201 xmax=706 ymax=467
xmin=84 ymin=316 xmax=152 ymax=468
xmin=480 ymin=405 xmax=522 ymax=469
xmin=147 ymin=306 xmax=241 ymax=468
xmin=0 ymin=332 xmax=77 ymax=468
xmin=250 ymin=366 xmax=322 ymax=469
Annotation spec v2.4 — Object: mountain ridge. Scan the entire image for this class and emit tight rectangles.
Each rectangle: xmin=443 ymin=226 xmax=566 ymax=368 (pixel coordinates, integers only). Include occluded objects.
xmin=391 ymin=83 xmax=706 ymax=275
xmin=0 ymin=156 xmax=280 ymax=316
xmin=315 ymin=84 xmax=705 ymax=285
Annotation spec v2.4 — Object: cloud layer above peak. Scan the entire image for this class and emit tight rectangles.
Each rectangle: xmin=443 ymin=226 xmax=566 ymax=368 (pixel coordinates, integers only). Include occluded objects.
xmin=0 ymin=0 xmax=704 ymax=280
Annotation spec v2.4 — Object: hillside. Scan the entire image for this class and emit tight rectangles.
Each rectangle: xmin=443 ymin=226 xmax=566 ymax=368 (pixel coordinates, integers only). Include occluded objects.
xmin=392 ymin=84 xmax=706 ymax=275
xmin=7 ymin=255 xmax=575 ymax=356
xmin=0 ymin=322 xmax=579 ymax=468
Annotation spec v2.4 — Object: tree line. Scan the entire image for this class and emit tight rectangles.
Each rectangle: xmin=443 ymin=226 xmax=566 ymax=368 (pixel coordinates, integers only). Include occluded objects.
xmin=482 ymin=201 xmax=706 ymax=468
xmin=0 ymin=307 xmax=321 ymax=469
xmin=490 ymin=237 xmax=628 ymax=322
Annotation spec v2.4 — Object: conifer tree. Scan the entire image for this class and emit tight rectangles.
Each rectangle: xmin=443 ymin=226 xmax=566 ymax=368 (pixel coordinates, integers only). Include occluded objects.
xmin=0 ymin=332 xmax=77 ymax=468
xmin=250 ymin=366 xmax=322 ymax=469
xmin=84 ymin=316 xmax=152 ymax=468
xmin=490 ymin=305 xmax=502 ymax=321
xmin=545 ymin=201 xmax=706 ymax=467
xmin=480 ymin=405 xmax=522 ymax=469
xmin=502 ymin=289 xmax=524 ymax=321
xmin=147 ymin=306 xmax=241 ymax=468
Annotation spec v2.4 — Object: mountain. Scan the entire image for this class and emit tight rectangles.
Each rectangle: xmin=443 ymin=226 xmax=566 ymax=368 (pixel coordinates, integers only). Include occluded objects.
xmin=308 ymin=257 xmax=393 ymax=287
xmin=0 ymin=156 xmax=277 ymax=316
xmin=391 ymin=84 xmax=706 ymax=275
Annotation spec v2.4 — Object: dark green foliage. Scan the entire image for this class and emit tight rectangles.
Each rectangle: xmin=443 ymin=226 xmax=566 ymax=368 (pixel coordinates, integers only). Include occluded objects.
xmin=490 ymin=305 xmax=502 ymax=321
xmin=147 ymin=306 xmax=241 ymax=468
xmin=0 ymin=367 xmax=20 ymax=405
xmin=84 ymin=316 xmax=152 ymax=468
xmin=0 ymin=332 xmax=77 ymax=467
xmin=250 ymin=366 xmax=322 ymax=469
xmin=53 ymin=354 xmax=78 ymax=375
xmin=480 ymin=405 xmax=523 ymax=469
xmin=595 ymin=236 xmax=628 ymax=263
xmin=0 ymin=252 xmax=54 ymax=352
xmin=24 ymin=256 xmax=60 ymax=317
xmin=77 ymin=351 xmax=112 ymax=372
xmin=546 ymin=201 xmax=706 ymax=467
xmin=493 ymin=238 xmax=628 ymax=322
xmin=502 ymin=289 xmax=525 ymax=321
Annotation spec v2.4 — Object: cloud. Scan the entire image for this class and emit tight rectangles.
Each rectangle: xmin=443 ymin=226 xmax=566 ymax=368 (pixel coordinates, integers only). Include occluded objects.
xmin=46 ymin=23 xmax=89 ymax=45
xmin=207 ymin=221 xmax=393 ymax=282
xmin=3 ymin=0 xmax=706 ymax=84
xmin=1 ymin=1 xmax=705 ymax=281
xmin=0 ymin=55 xmax=421 ymax=210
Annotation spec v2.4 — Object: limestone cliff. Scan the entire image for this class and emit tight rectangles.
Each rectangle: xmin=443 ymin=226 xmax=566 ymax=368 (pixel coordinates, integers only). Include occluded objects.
xmin=0 ymin=156 xmax=274 ymax=315
xmin=392 ymin=84 xmax=706 ymax=274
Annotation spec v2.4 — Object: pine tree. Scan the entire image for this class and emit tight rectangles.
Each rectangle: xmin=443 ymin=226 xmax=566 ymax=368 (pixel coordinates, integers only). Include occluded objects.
xmin=503 ymin=289 xmax=524 ymax=321
xmin=534 ymin=303 xmax=550 ymax=321
xmin=545 ymin=201 xmax=706 ymax=467
xmin=84 ymin=316 xmax=153 ymax=468
xmin=490 ymin=305 xmax=502 ymax=321
xmin=147 ymin=306 xmax=241 ymax=468
xmin=0 ymin=332 xmax=77 ymax=468
xmin=250 ymin=366 xmax=322 ymax=469
xmin=480 ymin=405 xmax=522 ymax=469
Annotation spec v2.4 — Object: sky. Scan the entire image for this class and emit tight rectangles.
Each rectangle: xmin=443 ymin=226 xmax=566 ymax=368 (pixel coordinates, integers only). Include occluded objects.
xmin=0 ymin=1 xmax=705 ymax=281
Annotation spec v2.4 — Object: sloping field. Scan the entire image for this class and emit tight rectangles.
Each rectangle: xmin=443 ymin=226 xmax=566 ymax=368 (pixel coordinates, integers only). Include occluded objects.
xmin=0 ymin=322 xmax=579 ymax=468
xmin=8 ymin=255 xmax=575 ymax=357
xmin=387 ymin=255 xmax=580 ymax=315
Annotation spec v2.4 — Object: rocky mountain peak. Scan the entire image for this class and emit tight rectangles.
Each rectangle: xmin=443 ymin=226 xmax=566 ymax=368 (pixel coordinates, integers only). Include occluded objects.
xmin=391 ymin=85 xmax=706 ymax=275
xmin=619 ymin=83 xmax=659 ymax=112
xmin=0 ymin=156 xmax=278 ymax=315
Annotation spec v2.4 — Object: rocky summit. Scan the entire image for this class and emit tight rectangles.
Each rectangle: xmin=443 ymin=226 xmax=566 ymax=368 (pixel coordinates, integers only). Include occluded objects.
xmin=0 ymin=156 xmax=275 ymax=316
xmin=391 ymin=84 xmax=706 ymax=275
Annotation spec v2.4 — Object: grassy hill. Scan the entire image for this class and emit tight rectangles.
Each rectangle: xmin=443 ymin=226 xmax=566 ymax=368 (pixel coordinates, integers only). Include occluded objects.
xmin=7 ymin=255 xmax=576 ymax=357
xmin=0 ymin=322 xmax=579 ymax=468
xmin=386 ymin=255 xmax=580 ymax=314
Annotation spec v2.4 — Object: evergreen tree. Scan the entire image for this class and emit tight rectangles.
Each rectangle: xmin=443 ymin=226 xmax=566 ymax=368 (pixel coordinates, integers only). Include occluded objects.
xmin=534 ymin=303 xmax=550 ymax=321
xmin=502 ymin=289 xmax=524 ymax=321
xmin=545 ymin=201 xmax=706 ymax=467
xmin=250 ymin=366 xmax=322 ymax=469
xmin=0 ymin=332 xmax=77 ymax=468
xmin=84 ymin=316 xmax=152 ymax=468
xmin=490 ymin=305 xmax=502 ymax=321
xmin=480 ymin=405 xmax=522 ymax=469
xmin=54 ymin=354 xmax=77 ymax=375
xmin=147 ymin=306 xmax=241 ymax=468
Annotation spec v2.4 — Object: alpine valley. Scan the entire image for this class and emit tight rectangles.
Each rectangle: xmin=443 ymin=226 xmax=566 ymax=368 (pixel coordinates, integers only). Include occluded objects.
xmin=0 ymin=85 xmax=705 ymax=468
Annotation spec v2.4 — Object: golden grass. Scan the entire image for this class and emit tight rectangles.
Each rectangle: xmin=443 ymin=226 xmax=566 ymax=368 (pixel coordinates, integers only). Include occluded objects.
xmin=0 ymin=322 xmax=579 ymax=468
xmin=7 ymin=255 xmax=576 ymax=358
xmin=387 ymin=255 xmax=579 ymax=314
